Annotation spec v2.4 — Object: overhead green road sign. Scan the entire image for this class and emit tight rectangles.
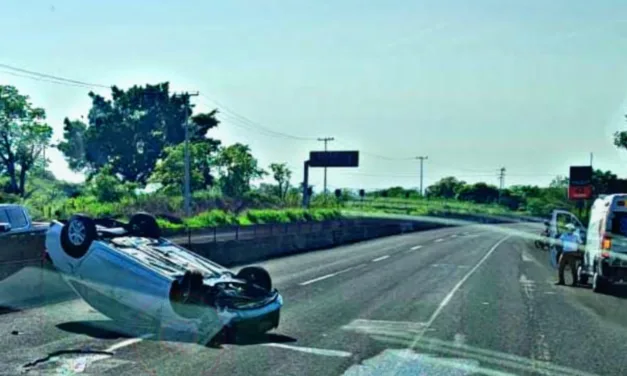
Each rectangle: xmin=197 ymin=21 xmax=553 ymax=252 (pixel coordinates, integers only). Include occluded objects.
xmin=309 ymin=151 xmax=359 ymax=168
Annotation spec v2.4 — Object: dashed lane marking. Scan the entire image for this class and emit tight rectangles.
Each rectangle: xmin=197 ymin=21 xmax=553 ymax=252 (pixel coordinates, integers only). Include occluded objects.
xmin=263 ymin=343 xmax=352 ymax=358
xmin=299 ymin=267 xmax=356 ymax=286
xmin=372 ymin=255 xmax=390 ymax=262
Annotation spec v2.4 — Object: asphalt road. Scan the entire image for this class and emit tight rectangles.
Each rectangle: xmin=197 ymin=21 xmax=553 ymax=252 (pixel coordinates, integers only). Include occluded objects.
xmin=2 ymin=223 xmax=627 ymax=375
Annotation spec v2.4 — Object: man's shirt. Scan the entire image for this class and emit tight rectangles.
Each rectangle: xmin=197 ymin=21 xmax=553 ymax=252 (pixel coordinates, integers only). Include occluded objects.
xmin=559 ymin=232 xmax=582 ymax=253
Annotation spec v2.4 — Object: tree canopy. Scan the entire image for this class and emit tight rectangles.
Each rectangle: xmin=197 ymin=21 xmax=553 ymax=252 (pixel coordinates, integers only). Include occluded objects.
xmin=57 ymin=82 xmax=219 ymax=184
xmin=150 ymin=141 xmax=220 ymax=194
xmin=425 ymin=177 xmax=466 ymax=199
xmin=269 ymin=163 xmax=292 ymax=201
xmin=215 ymin=143 xmax=266 ymax=197
xmin=0 ymin=85 xmax=52 ymax=196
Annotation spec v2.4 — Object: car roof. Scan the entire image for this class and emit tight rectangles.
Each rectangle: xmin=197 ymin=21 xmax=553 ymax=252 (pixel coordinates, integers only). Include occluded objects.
xmin=0 ymin=204 xmax=21 ymax=208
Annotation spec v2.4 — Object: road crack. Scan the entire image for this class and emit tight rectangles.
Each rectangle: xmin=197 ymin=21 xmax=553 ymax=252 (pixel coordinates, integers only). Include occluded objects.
xmin=22 ymin=349 xmax=114 ymax=369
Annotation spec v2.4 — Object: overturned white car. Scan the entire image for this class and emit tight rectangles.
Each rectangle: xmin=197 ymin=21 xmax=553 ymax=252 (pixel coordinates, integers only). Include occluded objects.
xmin=45 ymin=213 xmax=282 ymax=344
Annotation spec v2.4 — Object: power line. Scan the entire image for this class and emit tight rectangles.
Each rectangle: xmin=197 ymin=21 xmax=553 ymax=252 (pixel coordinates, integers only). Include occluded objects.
xmin=200 ymin=94 xmax=317 ymax=141
xmin=0 ymin=62 xmax=111 ymax=89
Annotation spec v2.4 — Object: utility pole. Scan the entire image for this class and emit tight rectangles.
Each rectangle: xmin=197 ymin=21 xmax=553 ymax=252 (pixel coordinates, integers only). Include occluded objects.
xmin=590 ymin=152 xmax=594 ymax=167
xmin=498 ymin=167 xmax=506 ymax=202
xmin=416 ymin=156 xmax=428 ymax=196
xmin=174 ymin=91 xmax=199 ymax=217
xmin=317 ymin=137 xmax=334 ymax=196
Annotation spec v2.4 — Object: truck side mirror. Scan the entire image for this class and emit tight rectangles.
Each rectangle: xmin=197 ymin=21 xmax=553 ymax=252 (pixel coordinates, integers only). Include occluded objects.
xmin=0 ymin=222 xmax=11 ymax=233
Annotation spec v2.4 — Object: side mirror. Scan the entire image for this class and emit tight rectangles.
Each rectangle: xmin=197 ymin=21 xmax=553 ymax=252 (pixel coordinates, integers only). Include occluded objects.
xmin=0 ymin=222 xmax=12 ymax=233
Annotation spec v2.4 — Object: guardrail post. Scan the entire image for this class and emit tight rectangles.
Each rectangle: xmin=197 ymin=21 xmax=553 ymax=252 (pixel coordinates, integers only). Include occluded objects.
xmin=213 ymin=226 xmax=217 ymax=243
xmin=235 ymin=226 xmax=239 ymax=240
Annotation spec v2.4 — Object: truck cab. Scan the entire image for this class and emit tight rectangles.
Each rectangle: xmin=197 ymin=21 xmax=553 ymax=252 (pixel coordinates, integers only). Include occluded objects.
xmin=0 ymin=204 xmax=33 ymax=235
xmin=0 ymin=204 xmax=47 ymax=281
xmin=580 ymin=194 xmax=627 ymax=292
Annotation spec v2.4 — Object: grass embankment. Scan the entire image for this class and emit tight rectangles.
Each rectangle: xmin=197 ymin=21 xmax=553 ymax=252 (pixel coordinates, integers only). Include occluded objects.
xmin=158 ymin=208 xmax=343 ymax=231
xmin=345 ymin=197 xmax=524 ymax=217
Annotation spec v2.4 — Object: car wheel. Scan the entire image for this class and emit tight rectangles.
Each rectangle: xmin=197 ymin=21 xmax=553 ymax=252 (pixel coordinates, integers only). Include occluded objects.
xmin=237 ymin=266 xmax=272 ymax=292
xmin=592 ymin=272 xmax=606 ymax=293
xmin=577 ymin=265 xmax=588 ymax=285
xmin=60 ymin=214 xmax=97 ymax=258
xmin=128 ymin=212 xmax=161 ymax=239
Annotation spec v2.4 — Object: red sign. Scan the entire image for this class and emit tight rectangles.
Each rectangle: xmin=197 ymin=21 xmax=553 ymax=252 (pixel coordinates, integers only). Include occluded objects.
xmin=568 ymin=185 xmax=592 ymax=200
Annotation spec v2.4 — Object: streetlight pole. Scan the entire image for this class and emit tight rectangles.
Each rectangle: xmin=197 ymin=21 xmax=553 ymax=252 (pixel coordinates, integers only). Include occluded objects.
xmin=416 ymin=156 xmax=428 ymax=196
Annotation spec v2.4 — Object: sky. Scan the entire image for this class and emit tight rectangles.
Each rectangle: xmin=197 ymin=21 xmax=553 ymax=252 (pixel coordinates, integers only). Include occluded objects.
xmin=2 ymin=0 xmax=627 ymax=192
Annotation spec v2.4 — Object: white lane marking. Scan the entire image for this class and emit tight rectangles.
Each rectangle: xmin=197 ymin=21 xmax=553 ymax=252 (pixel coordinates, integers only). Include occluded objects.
xmin=454 ymin=333 xmax=466 ymax=347
xmin=451 ymin=234 xmax=458 ymax=238
xmin=264 ymin=343 xmax=352 ymax=358
xmin=106 ymin=334 xmax=152 ymax=352
xmin=372 ymin=255 xmax=390 ymax=262
xmin=519 ymin=274 xmax=535 ymax=299
xmin=409 ymin=235 xmax=511 ymax=348
xmin=521 ymin=251 xmax=533 ymax=262
xmin=299 ymin=267 xmax=355 ymax=286
xmin=434 ymin=238 xmax=445 ymax=243
xmin=410 ymin=245 xmax=423 ymax=251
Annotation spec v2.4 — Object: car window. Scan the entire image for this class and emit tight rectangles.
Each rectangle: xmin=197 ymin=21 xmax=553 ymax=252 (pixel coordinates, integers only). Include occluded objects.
xmin=0 ymin=209 xmax=9 ymax=224
xmin=7 ymin=208 xmax=27 ymax=228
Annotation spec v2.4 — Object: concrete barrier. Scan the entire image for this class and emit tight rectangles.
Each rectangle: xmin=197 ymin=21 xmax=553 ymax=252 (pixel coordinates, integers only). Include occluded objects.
xmin=187 ymin=217 xmax=458 ymax=267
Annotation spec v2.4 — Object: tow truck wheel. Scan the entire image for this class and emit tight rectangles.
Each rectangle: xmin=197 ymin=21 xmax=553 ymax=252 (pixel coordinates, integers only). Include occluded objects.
xmin=592 ymin=272 xmax=606 ymax=293
xmin=60 ymin=214 xmax=97 ymax=258
xmin=577 ymin=265 xmax=588 ymax=285
xmin=237 ymin=266 xmax=272 ymax=292
xmin=128 ymin=212 xmax=161 ymax=239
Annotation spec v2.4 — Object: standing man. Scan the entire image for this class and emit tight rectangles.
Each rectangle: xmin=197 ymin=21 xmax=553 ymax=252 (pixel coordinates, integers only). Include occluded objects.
xmin=556 ymin=223 xmax=583 ymax=286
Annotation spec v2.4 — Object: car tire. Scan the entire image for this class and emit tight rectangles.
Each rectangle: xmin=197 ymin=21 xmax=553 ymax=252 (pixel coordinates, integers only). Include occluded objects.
xmin=237 ymin=266 xmax=272 ymax=292
xmin=577 ymin=265 xmax=588 ymax=285
xmin=60 ymin=214 xmax=97 ymax=258
xmin=128 ymin=212 xmax=161 ymax=239
xmin=592 ymin=272 xmax=606 ymax=293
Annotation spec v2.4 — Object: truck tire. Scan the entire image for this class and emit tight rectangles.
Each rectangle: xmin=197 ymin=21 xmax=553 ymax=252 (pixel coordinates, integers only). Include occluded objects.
xmin=237 ymin=266 xmax=272 ymax=292
xmin=592 ymin=272 xmax=607 ymax=293
xmin=128 ymin=212 xmax=161 ymax=239
xmin=577 ymin=265 xmax=588 ymax=285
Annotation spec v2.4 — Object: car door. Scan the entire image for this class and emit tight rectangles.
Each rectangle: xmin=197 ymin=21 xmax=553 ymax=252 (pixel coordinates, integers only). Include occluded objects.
xmin=0 ymin=208 xmax=25 ymax=281
xmin=549 ymin=210 xmax=585 ymax=269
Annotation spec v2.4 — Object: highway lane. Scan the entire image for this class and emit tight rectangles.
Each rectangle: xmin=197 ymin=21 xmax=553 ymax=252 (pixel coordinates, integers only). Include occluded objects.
xmin=4 ymin=223 xmax=627 ymax=375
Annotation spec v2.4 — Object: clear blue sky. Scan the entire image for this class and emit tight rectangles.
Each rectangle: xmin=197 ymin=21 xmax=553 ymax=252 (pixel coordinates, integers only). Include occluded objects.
xmin=2 ymin=0 xmax=627 ymax=191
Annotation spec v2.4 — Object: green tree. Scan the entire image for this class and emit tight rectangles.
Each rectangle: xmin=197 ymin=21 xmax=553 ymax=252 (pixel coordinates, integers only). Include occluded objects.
xmin=425 ymin=177 xmax=466 ymax=199
xmin=269 ymin=163 xmax=292 ymax=200
xmin=57 ymin=82 xmax=219 ymax=184
xmin=87 ymin=165 xmax=134 ymax=203
xmin=0 ymin=85 xmax=53 ymax=196
xmin=215 ymin=143 xmax=266 ymax=198
xmin=456 ymin=182 xmax=499 ymax=204
xmin=150 ymin=141 xmax=220 ymax=194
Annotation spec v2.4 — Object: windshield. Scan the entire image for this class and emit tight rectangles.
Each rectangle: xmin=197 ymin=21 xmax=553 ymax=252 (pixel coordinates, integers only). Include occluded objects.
xmin=3 ymin=2 xmax=627 ymax=375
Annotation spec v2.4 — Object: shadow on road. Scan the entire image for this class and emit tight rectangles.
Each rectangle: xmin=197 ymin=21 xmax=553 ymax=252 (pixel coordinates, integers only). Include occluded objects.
xmin=56 ymin=320 xmax=132 ymax=340
xmin=57 ymin=319 xmax=296 ymax=348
